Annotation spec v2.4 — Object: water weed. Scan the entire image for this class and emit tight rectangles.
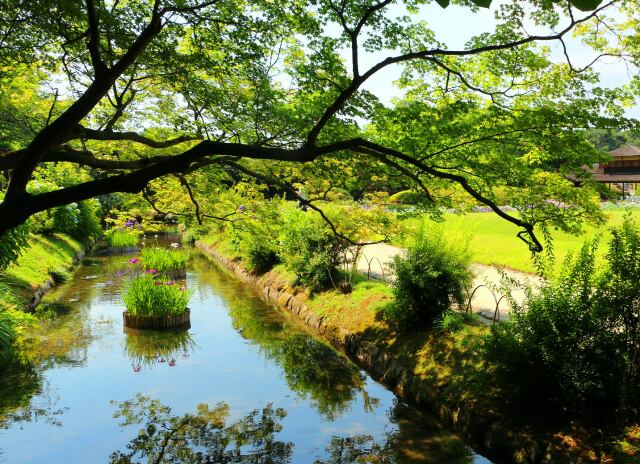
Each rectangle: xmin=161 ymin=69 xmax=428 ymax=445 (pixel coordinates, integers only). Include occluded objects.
xmin=139 ymin=247 xmax=188 ymax=274
xmin=123 ymin=275 xmax=192 ymax=316
xmin=104 ymin=229 xmax=140 ymax=248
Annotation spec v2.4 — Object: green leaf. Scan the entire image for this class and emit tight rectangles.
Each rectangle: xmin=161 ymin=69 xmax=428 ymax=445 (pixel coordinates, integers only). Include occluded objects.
xmin=434 ymin=0 xmax=450 ymax=8
xmin=569 ymin=0 xmax=603 ymax=11
xmin=470 ymin=0 xmax=492 ymax=7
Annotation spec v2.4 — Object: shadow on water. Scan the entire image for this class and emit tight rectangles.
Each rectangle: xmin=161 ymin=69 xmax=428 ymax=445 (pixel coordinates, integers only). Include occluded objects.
xmin=0 ymin=244 xmax=488 ymax=463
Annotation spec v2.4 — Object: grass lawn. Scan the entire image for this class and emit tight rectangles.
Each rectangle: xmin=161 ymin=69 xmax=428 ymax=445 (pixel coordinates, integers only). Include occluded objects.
xmin=307 ymin=275 xmax=393 ymax=333
xmin=0 ymin=234 xmax=83 ymax=311
xmin=400 ymin=207 xmax=640 ymax=274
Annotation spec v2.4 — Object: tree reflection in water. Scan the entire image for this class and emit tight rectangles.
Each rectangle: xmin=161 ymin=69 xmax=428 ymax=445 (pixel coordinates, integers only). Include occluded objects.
xmin=276 ymin=334 xmax=379 ymax=420
xmin=110 ymin=394 xmax=293 ymax=464
xmin=110 ymin=396 xmax=476 ymax=464
xmin=226 ymin=293 xmax=378 ymax=421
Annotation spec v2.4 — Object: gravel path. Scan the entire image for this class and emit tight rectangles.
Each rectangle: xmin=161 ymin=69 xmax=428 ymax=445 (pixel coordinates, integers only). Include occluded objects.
xmin=356 ymin=243 xmax=542 ymax=322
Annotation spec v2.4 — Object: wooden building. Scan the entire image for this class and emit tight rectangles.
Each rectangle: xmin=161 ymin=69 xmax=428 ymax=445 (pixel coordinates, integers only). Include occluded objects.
xmin=590 ymin=145 xmax=640 ymax=196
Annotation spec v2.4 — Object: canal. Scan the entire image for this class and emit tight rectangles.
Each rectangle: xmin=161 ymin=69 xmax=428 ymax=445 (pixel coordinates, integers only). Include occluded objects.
xmin=0 ymin=242 xmax=491 ymax=463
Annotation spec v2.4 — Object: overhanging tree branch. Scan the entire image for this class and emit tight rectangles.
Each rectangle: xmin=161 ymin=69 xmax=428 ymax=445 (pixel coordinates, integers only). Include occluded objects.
xmin=304 ymin=0 xmax=615 ymax=146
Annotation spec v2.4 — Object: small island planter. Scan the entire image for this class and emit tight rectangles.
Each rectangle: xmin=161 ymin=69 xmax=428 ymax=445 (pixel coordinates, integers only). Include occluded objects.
xmin=123 ymin=309 xmax=191 ymax=330
xmin=161 ymin=268 xmax=187 ymax=280
xmin=99 ymin=245 xmax=140 ymax=255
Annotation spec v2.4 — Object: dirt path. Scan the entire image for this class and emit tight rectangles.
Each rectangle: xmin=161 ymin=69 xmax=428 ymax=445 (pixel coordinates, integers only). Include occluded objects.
xmin=356 ymin=243 xmax=542 ymax=322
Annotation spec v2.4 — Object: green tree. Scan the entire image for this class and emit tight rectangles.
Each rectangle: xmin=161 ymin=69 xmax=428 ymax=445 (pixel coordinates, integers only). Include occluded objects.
xmin=0 ymin=0 xmax=635 ymax=249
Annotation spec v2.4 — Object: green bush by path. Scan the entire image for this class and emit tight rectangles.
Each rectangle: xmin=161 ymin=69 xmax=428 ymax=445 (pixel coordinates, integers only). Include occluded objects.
xmin=400 ymin=207 xmax=640 ymax=274
xmin=123 ymin=275 xmax=192 ymax=316
xmin=485 ymin=215 xmax=640 ymax=422
xmin=227 ymin=213 xmax=280 ymax=274
xmin=139 ymin=247 xmax=189 ymax=274
xmin=388 ymin=189 xmax=430 ymax=205
xmin=277 ymin=208 xmax=344 ymax=292
xmin=386 ymin=227 xmax=473 ymax=328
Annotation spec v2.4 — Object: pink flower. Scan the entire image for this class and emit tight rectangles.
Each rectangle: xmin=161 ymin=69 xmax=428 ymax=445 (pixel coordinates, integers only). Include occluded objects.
xmin=145 ymin=269 xmax=158 ymax=275
xmin=179 ymin=286 xmax=186 ymax=292
xmin=129 ymin=258 xmax=139 ymax=264
xmin=165 ymin=281 xmax=174 ymax=286
xmin=154 ymin=281 xmax=163 ymax=286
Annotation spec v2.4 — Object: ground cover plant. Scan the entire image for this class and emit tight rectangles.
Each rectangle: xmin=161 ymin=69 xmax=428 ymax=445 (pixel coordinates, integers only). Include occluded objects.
xmin=122 ymin=276 xmax=192 ymax=317
xmin=139 ymin=247 xmax=189 ymax=275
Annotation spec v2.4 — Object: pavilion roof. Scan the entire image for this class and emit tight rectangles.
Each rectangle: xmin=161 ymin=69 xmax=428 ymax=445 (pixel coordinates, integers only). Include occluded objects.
xmin=609 ymin=145 xmax=640 ymax=158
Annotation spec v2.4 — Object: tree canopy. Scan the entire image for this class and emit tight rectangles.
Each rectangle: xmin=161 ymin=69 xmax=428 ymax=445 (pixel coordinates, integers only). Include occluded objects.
xmin=0 ymin=0 xmax=639 ymax=248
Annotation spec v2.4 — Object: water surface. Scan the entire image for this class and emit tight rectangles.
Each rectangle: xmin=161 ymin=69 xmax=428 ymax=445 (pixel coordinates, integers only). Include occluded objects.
xmin=0 ymin=243 xmax=491 ymax=463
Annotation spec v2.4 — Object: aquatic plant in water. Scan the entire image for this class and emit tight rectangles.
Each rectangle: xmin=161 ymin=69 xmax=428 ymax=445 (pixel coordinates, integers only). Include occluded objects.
xmin=139 ymin=247 xmax=188 ymax=274
xmin=104 ymin=229 xmax=140 ymax=248
xmin=122 ymin=275 xmax=192 ymax=317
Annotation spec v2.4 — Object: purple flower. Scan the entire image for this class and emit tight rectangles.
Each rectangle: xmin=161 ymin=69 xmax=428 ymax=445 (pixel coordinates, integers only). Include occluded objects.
xmin=154 ymin=281 xmax=163 ymax=286
xmin=129 ymin=258 xmax=139 ymax=264
xmin=165 ymin=281 xmax=175 ymax=286
xmin=145 ymin=269 xmax=158 ymax=275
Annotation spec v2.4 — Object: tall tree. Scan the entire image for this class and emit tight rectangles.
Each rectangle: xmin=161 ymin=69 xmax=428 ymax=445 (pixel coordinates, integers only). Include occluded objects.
xmin=0 ymin=0 xmax=637 ymax=249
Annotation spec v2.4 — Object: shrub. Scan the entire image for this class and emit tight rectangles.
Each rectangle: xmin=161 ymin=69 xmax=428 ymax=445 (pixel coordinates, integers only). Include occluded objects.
xmin=277 ymin=208 xmax=344 ymax=292
xmin=228 ymin=218 xmax=280 ymax=274
xmin=386 ymin=228 xmax=473 ymax=328
xmin=122 ymin=275 xmax=192 ymax=317
xmin=244 ymin=241 xmax=279 ymax=274
xmin=28 ymin=183 xmax=101 ymax=243
xmin=104 ymin=228 xmax=141 ymax=248
xmin=388 ymin=189 xmax=430 ymax=205
xmin=485 ymin=215 xmax=640 ymax=421
xmin=140 ymin=247 xmax=189 ymax=274
xmin=48 ymin=266 xmax=72 ymax=283
xmin=0 ymin=312 xmax=16 ymax=358
xmin=0 ymin=223 xmax=30 ymax=271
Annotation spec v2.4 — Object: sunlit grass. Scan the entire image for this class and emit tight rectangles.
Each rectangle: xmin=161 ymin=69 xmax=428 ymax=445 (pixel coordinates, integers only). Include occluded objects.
xmin=308 ymin=275 xmax=393 ymax=333
xmin=399 ymin=207 xmax=640 ymax=273
xmin=0 ymin=234 xmax=82 ymax=310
